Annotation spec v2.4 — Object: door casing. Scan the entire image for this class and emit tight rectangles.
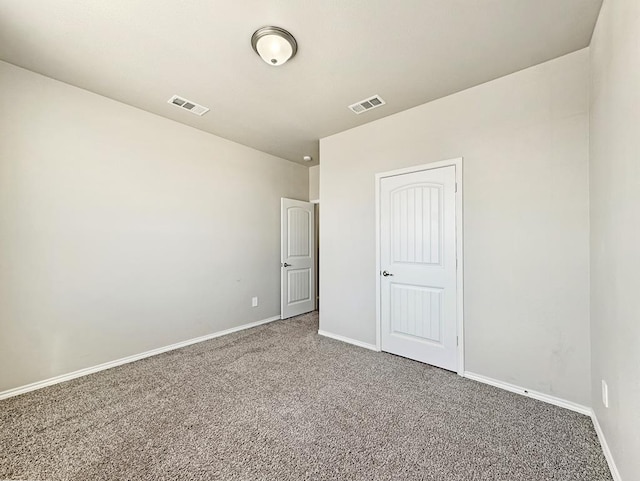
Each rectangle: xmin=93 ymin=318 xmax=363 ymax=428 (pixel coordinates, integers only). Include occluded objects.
xmin=375 ymin=157 xmax=464 ymax=375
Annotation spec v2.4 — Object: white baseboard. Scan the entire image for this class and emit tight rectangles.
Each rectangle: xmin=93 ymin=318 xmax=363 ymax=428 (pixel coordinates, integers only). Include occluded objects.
xmin=591 ymin=412 xmax=622 ymax=481
xmin=317 ymin=330 xmax=379 ymax=352
xmin=0 ymin=315 xmax=281 ymax=401
xmin=463 ymin=371 xmax=591 ymax=416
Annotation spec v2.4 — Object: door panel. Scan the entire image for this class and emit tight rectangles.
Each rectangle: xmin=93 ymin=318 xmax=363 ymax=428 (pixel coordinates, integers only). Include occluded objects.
xmin=380 ymin=166 xmax=458 ymax=371
xmin=287 ymin=208 xmax=311 ymax=257
xmin=281 ymin=199 xmax=315 ymax=319
xmin=287 ymin=269 xmax=311 ymax=304
xmin=392 ymin=185 xmax=442 ymax=264
xmin=391 ymin=284 xmax=442 ymax=342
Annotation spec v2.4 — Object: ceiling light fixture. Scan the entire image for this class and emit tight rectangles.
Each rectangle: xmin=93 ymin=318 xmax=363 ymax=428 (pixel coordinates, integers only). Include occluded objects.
xmin=251 ymin=26 xmax=297 ymax=66
xmin=303 ymin=155 xmax=312 ymax=162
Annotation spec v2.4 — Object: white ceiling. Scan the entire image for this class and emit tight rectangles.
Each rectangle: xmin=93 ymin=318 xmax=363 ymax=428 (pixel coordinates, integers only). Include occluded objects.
xmin=0 ymin=1 xmax=602 ymax=165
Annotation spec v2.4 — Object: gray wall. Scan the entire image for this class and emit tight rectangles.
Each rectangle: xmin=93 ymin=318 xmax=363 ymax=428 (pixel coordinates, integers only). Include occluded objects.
xmin=0 ymin=61 xmax=308 ymax=392
xmin=309 ymin=165 xmax=319 ymax=202
xmin=590 ymin=0 xmax=640 ymax=478
xmin=319 ymin=49 xmax=591 ymax=406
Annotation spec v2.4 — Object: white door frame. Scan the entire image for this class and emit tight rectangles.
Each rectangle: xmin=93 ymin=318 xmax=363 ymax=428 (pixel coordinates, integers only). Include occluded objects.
xmin=375 ymin=157 xmax=464 ymax=375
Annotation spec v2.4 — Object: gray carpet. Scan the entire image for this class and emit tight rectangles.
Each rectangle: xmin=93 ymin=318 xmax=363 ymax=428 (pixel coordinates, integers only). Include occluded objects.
xmin=1 ymin=311 xmax=612 ymax=480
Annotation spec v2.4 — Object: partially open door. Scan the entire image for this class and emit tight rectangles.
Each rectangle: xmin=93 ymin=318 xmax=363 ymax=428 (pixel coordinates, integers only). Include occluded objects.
xmin=281 ymin=198 xmax=315 ymax=319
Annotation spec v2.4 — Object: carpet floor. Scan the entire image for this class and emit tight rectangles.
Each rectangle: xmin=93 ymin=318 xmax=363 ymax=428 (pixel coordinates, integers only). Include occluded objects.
xmin=1 ymin=311 xmax=612 ymax=480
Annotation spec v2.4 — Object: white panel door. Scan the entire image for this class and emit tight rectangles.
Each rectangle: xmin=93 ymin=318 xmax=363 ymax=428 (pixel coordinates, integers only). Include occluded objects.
xmin=380 ymin=166 xmax=458 ymax=371
xmin=281 ymin=198 xmax=315 ymax=319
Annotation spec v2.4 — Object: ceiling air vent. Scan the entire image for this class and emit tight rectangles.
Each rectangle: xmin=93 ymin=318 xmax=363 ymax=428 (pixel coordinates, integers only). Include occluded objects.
xmin=168 ymin=95 xmax=209 ymax=116
xmin=348 ymin=94 xmax=386 ymax=114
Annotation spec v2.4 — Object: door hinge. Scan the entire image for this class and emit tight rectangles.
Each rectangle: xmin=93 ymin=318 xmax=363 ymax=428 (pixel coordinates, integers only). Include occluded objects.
xmin=455 ymin=182 xmax=458 ymax=193
xmin=456 ymin=336 xmax=459 ymax=346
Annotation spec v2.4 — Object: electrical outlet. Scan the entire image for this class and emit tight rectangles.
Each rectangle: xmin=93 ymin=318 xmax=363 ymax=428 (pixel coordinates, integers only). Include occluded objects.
xmin=601 ymin=380 xmax=609 ymax=408
xmin=251 ymin=297 xmax=258 ymax=307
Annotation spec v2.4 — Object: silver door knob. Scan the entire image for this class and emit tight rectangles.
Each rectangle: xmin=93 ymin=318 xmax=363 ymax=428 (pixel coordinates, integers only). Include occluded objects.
xmin=382 ymin=270 xmax=393 ymax=277
xmin=283 ymin=262 xmax=292 ymax=267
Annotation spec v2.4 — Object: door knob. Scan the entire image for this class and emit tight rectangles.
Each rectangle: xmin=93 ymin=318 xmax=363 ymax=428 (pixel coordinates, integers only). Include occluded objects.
xmin=283 ymin=262 xmax=292 ymax=267
xmin=382 ymin=270 xmax=393 ymax=277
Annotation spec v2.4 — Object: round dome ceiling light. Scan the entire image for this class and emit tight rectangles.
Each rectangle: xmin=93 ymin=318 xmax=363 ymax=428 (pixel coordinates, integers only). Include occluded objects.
xmin=303 ymin=155 xmax=313 ymax=162
xmin=251 ymin=26 xmax=298 ymax=66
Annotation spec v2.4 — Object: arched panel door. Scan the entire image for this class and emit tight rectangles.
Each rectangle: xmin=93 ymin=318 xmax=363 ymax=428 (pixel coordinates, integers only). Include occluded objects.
xmin=379 ymin=166 xmax=458 ymax=371
xmin=281 ymin=198 xmax=315 ymax=319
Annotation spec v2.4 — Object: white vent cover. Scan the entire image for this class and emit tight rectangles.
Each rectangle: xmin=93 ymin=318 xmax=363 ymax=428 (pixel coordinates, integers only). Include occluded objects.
xmin=168 ymin=95 xmax=209 ymax=116
xmin=348 ymin=95 xmax=386 ymax=114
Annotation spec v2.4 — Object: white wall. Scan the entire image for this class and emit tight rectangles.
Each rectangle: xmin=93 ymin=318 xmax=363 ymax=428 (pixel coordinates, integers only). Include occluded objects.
xmin=320 ymin=50 xmax=591 ymax=406
xmin=590 ymin=0 xmax=640 ymax=478
xmin=0 ymin=61 xmax=308 ymax=393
